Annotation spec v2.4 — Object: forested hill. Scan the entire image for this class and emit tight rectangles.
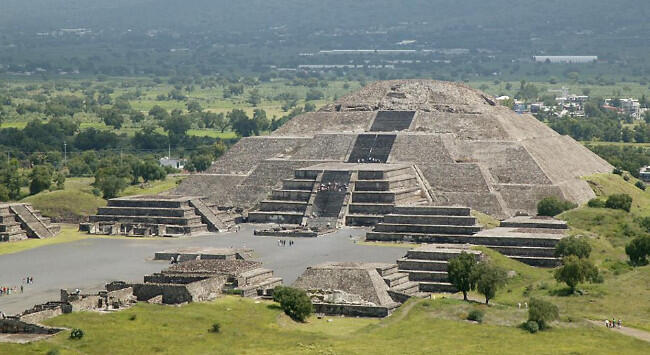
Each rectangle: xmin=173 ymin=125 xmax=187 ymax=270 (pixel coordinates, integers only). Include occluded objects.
xmin=1 ymin=0 xmax=647 ymax=38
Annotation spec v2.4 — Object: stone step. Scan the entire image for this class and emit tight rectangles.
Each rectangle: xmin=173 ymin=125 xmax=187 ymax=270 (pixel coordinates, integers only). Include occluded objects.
xmin=294 ymin=170 xmax=320 ymax=180
xmin=392 ymin=206 xmax=471 ymax=216
xmin=247 ymin=211 xmax=303 ymax=225
xmin=374 ymin=223 xmax=481 ymax=235
xmin=189 ymin=198 xmax=229 ymax=232
xmin=357 ymin=166 xmax=413 ymax=180
xmin=345 ymin=214 xmax=384 ymax=226
xmin=383 ymin=272 xmax=409 ymax=287
xmin=354 ymin=174 xmax=418 ymax=191
xmin=10 ymin=204 xmax=54 ymax=239
xmin=282 ymin=179 xmax=316 ymax=191
xmin=89 ymin=214 xmax=202 ymax=226
xmin=352 ymin=187 xmax=420 ymax=203
xmin=390 ymin=281 xmax=419 ymax=295
xmin=271 ymin=189 xmax=312 ymax=202
xmin=383 ymin=214 xmax=477 ymax=226
xmin=508 ymin=256 xmax=562 ymax=267
xmin=348 ymin=203 xmax=394 ymax=215
xmin=401 ymin=270 xmax=449 ymax=282
xmin=1 ymin=231 xmax=28 ymax=242
xmin=97 ymin=206 xmax=195 ymax=217
xmin=406 ymin=248 xmax=481 ymax=261
xmin=238 ymin=277 xmax=283 ymax=297
xmin=485 ymin=245 xmax=557 ymax=258
xmin=237 ymin=268 xmax=274 ymax=287
xmin=107 ymin=199 xmax=188 ymax=209
xmin=418 ymin=282 xmax=457 ymax=293
xmin=366 ymin=231 xmax=560 ymax=247
xmin=259 ymin=200 xmax=308 ymax=212
xmin=374 ymin=263 xmax=398 ymax=276
xmin=397 ymin=258 xmax=448 ymax=272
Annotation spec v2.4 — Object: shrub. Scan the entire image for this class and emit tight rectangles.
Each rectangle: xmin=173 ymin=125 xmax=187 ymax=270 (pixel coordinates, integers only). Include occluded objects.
xmin=640 ymin=217 xmax=650 ymax=233
xmin=210 ymin=322 xmax=221 ymax=333
xmin=537 ymin=196 xmax=577 ymax=216
xmin=46 ymin=349 xmax=60 ymax=355
xmin=625 ymin=235 xmax=650 ymax=266
xmin=272 ymin=286 xmax=313 ymax=322
xmin=524 ymin=320 xmax=539 ymax=333
xmin=635 ymin=181 xmax=646 ymax=190
xmin=467 ymin=309 xmax=484 ymax=323
xmin=554 ymin=255 xmax=600 ymax=293
xmin=605 ymin=194 xmax=633 ymax=212
xmin=587 ymin=198 xmax=606 ymax=208
xmin=128 ymin=314 xmax=137 ymax=321
xmin=69 ymin=328 xmax=84 ymax=340
xmin=554 ymin=236 xmax=592 ymax=259
xmin=527 ymin=298 xmax=559 ymax=330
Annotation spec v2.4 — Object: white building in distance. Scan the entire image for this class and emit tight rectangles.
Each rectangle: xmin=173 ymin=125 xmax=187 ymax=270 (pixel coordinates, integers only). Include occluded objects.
xmin=533 ymin=56 xmax=598 ymax=63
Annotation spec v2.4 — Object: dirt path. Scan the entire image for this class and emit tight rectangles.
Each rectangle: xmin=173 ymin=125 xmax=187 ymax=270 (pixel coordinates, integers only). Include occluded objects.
xmin=588 ymin=320 xmax=650 ymax=343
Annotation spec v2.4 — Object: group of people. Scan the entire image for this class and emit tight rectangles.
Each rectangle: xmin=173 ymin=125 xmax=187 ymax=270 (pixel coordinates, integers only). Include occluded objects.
xmin=318 ymin=182 xmax=348 ymax=192
xmin=0 ymin=276 xmax=33 ymax=296
xmin=278 ymin=239 xmax=294 ymax=247
xmin=356 ymin=157 xmax=383 ymax=163
xmin=605 ymin=318 xmax=622 ymax=329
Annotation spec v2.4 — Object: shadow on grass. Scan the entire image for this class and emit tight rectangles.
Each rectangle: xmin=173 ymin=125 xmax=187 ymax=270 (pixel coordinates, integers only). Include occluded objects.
xmin=266 ymin=304 xmax=282 ymax=311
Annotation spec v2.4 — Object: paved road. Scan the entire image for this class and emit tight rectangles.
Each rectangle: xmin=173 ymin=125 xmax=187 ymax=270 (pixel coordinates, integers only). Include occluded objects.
xmin=0 ymin=225 xmax=407 ymax=315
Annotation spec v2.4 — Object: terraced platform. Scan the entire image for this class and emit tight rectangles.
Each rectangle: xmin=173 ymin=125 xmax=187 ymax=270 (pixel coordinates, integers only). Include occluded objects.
xmin=80 ymin=195 xmax=224 ymax=237
xmin=0 ymin=203 xmax=60 ymax=242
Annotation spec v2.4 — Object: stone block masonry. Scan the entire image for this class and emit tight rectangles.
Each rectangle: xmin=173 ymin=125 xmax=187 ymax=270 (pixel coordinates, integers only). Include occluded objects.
xmin=0 ymin=203 xmax=60 ymax=242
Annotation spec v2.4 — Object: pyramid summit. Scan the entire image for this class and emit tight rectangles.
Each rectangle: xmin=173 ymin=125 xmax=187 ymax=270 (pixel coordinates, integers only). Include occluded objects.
xmin=176 ymin=80 xmax=611 ymax=220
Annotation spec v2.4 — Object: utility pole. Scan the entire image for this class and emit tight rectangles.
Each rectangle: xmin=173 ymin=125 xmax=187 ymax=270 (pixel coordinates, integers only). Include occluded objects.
xmin=64 ymin=142 xmax=67 ymax=165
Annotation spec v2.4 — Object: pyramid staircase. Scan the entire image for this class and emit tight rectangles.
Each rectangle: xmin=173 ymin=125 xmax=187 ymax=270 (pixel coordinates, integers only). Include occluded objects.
xmin=1 ymin=203 xmax=60 ymax=242
xmin=226 ymin=268 xmax=284 ymax=297
xmin=374 ymin=263 xmax=420 ymax=299
xmin=369 ymin=111 xmax=415 ymax=132
xmin=248 ymin=169 xmax=317 ymax=225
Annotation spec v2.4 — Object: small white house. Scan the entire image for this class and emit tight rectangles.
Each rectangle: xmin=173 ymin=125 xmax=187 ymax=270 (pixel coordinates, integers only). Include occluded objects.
xmin=640 ymin=166 xmax=650 ymax=183
xmin=159 ymin=157 xmax=186 ymax=170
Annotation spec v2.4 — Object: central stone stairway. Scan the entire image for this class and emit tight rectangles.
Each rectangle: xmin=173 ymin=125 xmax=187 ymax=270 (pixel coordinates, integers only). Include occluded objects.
xmin=346 ymin=134 xmax=397 ymax=163
xmin=369 ymin=111 xmax=415 ymax=132
xmin=346 ymin=166 xmax=428 ymax=226
xmin=248 ymin=169 xmax=317 ymax=224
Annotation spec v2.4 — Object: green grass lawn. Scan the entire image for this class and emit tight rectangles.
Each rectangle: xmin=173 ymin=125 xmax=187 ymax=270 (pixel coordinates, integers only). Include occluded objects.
xmin=2 ymin=297 xmax=647 ymax=354
xmin=0 ymin=224 xmax=91 ymax=256
xmin=120 ymin=176 xmax=185 ymax=197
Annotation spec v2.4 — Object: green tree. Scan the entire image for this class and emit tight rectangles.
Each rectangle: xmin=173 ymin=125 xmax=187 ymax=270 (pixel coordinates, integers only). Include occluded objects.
xmin=537 ymin=196 xmax=577 ymax=216
xmin=99 ymin=108 xmax=125 ymax=129
xmin=527 ymin=298 xmax=559 ymax=330
xmin=554 ymin=255 xmax=600 ymax=293
xmin=247 ymin=89 xmax=262 ymax=106
xmin=447 ymin=252 xmax=477 ymax=301
xmin=162 ymin=114 xmax=191 ymax=145
xmin=253 ymin=109 xmax=270 ymax=133
xmin=0 ymin=159 xmax=24 ymax=200
xmin=148 ymin=105 xmax=170 ymax=121
xmin=94 ymin=170 xmax=128 ymax=198
xmin=554 ymin=236 xmax=592 ymax=259
xmin=187 ymin=154 xmax=213 ymax=172
xmin=625 ymin=235 xmax=650 ymax=266
xmin=29 ymin=165 xmax=53 ymax=195
xmin=228 ymin=109 xmax=256 ymax=137
xmin=605 ymin=193 xmax=632 ymax=212
xmin=187 ymin=101 xmax=202 ymax=113
xmin=305 ymin=89 xmax=324 ymax=101
xmin=272 ymin=286 xmax=313 ymax=322
xmin=471 ymin=261 xmax=507 ymax=305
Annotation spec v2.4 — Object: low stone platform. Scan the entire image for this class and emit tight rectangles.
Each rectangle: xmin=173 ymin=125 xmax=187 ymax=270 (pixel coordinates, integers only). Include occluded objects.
xmin=473 ymin=226 xmax=565 ymax=267
xmin=499 ymin=215 xmax=568 ymax=229
xmin=1 ymin=203 xmax=60 ymax=242
xmin=292 ymin=262 xmax=414 ymax=317
xmin=154 ymin=247 xmax=254 ymax=262
xmin=80 ymin=195 xmax=225 ymax=237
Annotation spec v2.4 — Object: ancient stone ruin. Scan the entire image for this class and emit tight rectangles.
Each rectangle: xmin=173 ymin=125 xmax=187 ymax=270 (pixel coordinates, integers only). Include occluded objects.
xmin=0 ymin=203 xmax=60 ymax=242
xmin=80 ymin=195 xmax=233 ymax=237
xmin=175 ymin=80 xmax=611 ymax=225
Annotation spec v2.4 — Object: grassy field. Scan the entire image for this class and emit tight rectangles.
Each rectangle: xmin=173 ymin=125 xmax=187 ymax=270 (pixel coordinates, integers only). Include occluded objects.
xmin=0 ymin=225 xmax=92 ymax=256
xmin=1 ymin=297 xmax=647 ymax=354
xmin=20 ymin=176 xmax=185 ymax=221
xmin=467 ymin=80 xmax=650 ymax=100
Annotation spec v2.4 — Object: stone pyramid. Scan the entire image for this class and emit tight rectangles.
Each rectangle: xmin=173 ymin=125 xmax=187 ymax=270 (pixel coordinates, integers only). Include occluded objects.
xmin=176 ymin=80 xmax=611 ymax=219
